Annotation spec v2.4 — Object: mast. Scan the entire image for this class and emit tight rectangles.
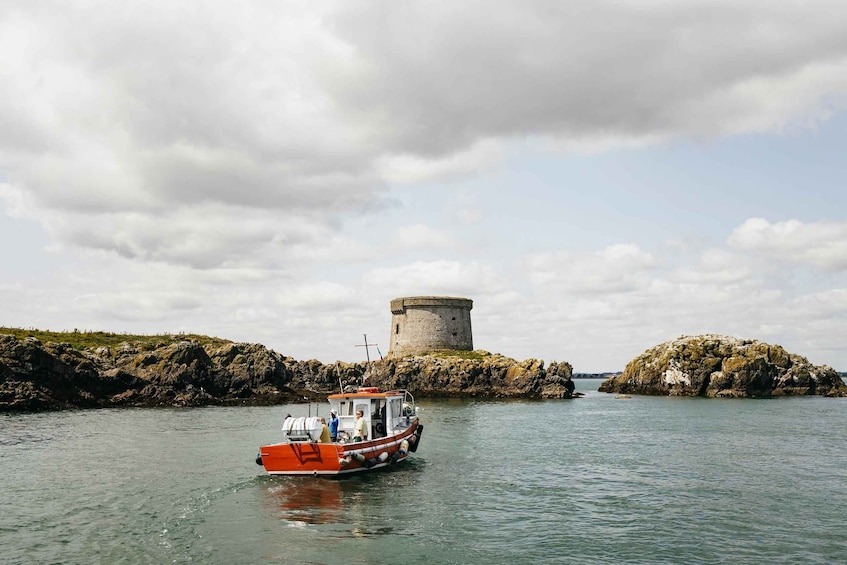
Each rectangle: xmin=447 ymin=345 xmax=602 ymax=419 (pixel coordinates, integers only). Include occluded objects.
xmin=355 ymin=334 xmax=380 ymax=385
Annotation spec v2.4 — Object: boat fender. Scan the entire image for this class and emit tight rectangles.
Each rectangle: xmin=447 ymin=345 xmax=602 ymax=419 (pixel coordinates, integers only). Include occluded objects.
xmin=409 ymin=424 xmax=424 ymax=452
xmin=351 ymin=452 xmax=366 ymax=463
xmin=364 ymin=451 xmax=388 ymax=468
xmin=255 ymin=453 xmax=263 ymax=466
xmin=399 ymin=440 xmax=409 ymax=456
xmin=339 ymin=456 xmax=351 ymax=467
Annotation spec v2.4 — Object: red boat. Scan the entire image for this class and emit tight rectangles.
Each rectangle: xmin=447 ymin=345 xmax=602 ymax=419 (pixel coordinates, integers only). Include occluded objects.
xmin=256 ymin=387 xmax=423 ymax=476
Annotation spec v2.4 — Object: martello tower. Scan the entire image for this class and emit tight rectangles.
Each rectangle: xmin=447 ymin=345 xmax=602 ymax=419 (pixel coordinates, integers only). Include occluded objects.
xmin=388 ymin=296 xmax=473 ymax=357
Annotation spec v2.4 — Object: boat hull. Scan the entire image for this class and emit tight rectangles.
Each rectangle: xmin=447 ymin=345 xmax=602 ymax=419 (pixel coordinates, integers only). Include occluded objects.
xmin=259 ymin=420 xmax=422 ymax=476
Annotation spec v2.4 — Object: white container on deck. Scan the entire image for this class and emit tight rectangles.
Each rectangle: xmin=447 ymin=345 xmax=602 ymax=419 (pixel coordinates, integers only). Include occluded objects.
xmin=282 ymin=416 xmax=323 ymax=442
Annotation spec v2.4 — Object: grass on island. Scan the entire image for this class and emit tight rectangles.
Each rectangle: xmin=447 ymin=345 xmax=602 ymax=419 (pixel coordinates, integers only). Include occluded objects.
xmin=424 ymin=349 xmax=494 ymax=361
xmin=0 ymin=327 xmax=232 ymax=351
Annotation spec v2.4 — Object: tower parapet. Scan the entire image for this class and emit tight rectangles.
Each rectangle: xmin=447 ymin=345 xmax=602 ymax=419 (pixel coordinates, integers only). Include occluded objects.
xmin=388 ymin=296 xmax=473 ymax=357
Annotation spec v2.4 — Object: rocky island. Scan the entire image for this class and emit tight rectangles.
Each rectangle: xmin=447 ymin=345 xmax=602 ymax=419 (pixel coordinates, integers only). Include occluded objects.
xmin=0 ymin=329 xmax=575 ymax=412
xmin=599 ymin=334 xmax=847 ymax=397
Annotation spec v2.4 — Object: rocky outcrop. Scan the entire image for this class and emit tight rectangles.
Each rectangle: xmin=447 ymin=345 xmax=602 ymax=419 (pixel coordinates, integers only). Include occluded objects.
xmin=0 ymin=336 xmax=308 ymax=411
xmin=365 ymin=354 xmax=574 ymax=399
xmin=0 ymin=335 xmax=575 ymax=411
xmin=599 ymin=334 xmax=847 ymax=398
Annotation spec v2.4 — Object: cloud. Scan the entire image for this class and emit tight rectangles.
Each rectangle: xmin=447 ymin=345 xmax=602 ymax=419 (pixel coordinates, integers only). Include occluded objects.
xmin=727 ymin=218 xmax=847 ymax=270
xmin=524 ymin=244 xmax=657 ymax=295
xmin=3 ymin=0 xmax=847 ymax=271
xmin=671 ymin=249 xmax=758 ymax=284
xmin=364 ymin=260 xmax=508 ymax=298
xmin=394 ymin=224 xmax=455 ymax=251
xmin=274 ymin=281 xmax=358 ymax=311
xmin=375 ymin=139 xmax=505 ymax=185
xmin=2 ymin=2 xmax=847 ymax=372
xmin=326 ymin=1 xmax=847 ymax=153
xmin=0 ymin=1 xmax=385 ymax=269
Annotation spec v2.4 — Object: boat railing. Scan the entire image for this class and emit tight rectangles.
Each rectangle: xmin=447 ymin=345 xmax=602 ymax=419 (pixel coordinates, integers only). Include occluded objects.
xmin=401 ymin=389 xmax=416 ymax=418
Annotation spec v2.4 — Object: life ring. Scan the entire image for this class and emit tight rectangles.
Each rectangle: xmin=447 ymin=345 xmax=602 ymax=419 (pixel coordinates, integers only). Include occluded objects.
xmin=375 ymin=422 xmax=385 ymax=434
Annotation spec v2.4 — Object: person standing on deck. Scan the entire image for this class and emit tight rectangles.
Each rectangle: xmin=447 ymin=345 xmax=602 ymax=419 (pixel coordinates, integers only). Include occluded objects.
xmin=318 ymin=418 xmax=331 ymax=443
xmin=328 ymin=410 xmax=339 ymax=442
xmin=353 ymin=410 xmax=368 ymax=442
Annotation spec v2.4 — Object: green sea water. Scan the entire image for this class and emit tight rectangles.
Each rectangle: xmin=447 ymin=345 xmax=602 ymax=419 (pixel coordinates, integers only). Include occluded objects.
xmin=2 ymin=380 xmax=845 ymax=564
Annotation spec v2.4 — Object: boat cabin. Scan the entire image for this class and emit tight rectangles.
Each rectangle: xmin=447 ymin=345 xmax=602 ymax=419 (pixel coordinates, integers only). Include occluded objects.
xmin=328 ymin=387 xmax=416 ymax=442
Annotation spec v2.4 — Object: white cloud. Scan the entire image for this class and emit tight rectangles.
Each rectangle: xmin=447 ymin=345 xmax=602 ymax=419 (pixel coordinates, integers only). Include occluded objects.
xmin=524 ymin=244 xmax=657 ymax=294
xmin=2 ymin=2 xmax=847 ymax=372
xmin=274 ymin=281 xmax=357 ymax=311
xmin=364 ymin=260 xmax=507 ymax=298
xmin=326 ymin=1 xmax=847 ymax=153
xmin=672 ymin=249 xmax=758 ymax=284
xmin=393 ymin=224 xmax=455 ymax=250
xmin=375 ymin=139 xmax=505 ymax=185
xmin=727 ymin=218 xmax=847 ymax=270
xmin=3 ymin=1 xmax=847 ymax=270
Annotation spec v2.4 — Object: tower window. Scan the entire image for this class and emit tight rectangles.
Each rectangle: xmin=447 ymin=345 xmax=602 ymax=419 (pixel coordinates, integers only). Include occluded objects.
xmin=395 ymin=324 xmax=399 ymax=334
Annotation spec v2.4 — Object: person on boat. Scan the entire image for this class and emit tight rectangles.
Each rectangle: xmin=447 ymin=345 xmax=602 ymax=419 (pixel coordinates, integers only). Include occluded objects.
xmin=328 ymin=410 xmax=339 ymax=442
xmin=318 ymin=418 xmax=331 ymax=443
xmin=353 ymin=410 xmax=368 ymax=442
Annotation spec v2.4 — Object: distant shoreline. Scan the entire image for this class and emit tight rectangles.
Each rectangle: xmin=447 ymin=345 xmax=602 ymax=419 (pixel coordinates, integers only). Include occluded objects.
xmin=572 ymin=372 xmax=620 ymax=379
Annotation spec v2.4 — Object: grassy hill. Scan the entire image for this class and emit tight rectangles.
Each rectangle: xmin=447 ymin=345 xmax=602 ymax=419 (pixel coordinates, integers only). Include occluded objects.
xmin=0 ymin=327 xmax=231 ymax=352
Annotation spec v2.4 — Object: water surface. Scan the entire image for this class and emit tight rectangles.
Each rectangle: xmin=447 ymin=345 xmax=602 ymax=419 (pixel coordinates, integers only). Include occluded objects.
xmin=2 ymin=380 xmax=845 ymax=564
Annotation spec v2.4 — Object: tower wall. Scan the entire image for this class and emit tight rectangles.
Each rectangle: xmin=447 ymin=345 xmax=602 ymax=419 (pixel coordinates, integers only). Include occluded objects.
xmin=388 ymin=296 xmax=473 ymax=357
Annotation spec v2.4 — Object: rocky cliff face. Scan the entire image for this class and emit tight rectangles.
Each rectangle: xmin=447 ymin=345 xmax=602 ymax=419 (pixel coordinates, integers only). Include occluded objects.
xmin=599 ymin=334 xmax=847 ymax=398
xmin=0 ymin=335 xmax=574 ymax=411
xmin=366 ymin=355 xmax=573 ymax=399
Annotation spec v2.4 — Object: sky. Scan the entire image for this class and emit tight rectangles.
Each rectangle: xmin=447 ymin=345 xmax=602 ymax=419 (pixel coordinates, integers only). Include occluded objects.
xmin=2 ymin=0 xmax=847 ymax=372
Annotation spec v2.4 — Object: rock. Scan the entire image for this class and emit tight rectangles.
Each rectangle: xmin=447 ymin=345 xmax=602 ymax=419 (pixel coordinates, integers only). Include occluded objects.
xmin=360 ymin=352 xmax=574 ymax=399
xmin=0 ymin=334 xmax=576 ymax=411
xmin=599 ymin=334 xmax=847 ymax=398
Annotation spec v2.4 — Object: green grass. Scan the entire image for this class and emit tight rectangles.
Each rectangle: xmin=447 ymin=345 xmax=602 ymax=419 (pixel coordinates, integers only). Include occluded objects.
xmin=424 ymin=349 xmax=493 ymax=361
xmin=0 ymin=327 xmax=232 ymax=351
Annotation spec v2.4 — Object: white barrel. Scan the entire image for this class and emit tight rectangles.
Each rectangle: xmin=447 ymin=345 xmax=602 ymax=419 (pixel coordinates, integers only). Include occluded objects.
xmin=282 ymin=416 xmax=323 ymax=441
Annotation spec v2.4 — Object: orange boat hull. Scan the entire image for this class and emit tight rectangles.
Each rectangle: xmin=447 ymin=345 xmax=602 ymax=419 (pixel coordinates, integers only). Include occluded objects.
xmin=259 ymin=420 xmax=422 ymax=476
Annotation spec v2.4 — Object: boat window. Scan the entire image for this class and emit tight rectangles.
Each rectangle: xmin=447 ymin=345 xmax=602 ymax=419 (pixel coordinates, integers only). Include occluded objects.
xmin=355 ymin=403 xmax=369 ymax=418
xmin=389 ymin=398 xmax=401 ymax=419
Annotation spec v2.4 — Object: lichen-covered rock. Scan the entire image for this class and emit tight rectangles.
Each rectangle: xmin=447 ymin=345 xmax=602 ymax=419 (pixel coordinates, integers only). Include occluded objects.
xmin=0 ymin=334 xmax=576 ymax=411
xmin=362 ymin=352 xmax=573 ymax=399
xmin=599 ymin=335 xmax=847 ymax=398
xmin=0 ymin=335 xmax=114 ymax=410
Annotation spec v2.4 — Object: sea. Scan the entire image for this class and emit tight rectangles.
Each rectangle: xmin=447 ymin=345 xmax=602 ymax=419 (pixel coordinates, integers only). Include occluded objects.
xmin=1 ymin=379 xmax=845 ymax=564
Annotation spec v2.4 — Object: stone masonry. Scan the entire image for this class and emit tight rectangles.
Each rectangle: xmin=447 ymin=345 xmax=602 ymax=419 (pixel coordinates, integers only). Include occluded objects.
xmin=388 ymin=296 xmax=473 ymax=357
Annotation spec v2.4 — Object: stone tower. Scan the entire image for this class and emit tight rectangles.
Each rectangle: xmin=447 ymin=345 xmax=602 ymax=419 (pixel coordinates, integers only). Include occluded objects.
xmin=388 ymin=296 xmax=473 ymax=357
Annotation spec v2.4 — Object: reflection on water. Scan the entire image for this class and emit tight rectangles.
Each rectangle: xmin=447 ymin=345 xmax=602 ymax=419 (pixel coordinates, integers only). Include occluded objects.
xmin=264 ymin=477 xmax=344 ymax=525
xmin=260 ymin=461 xmax=426 ymax=535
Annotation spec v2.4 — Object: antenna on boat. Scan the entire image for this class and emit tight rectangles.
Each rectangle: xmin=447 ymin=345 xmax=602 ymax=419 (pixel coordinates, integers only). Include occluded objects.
xmin=355 ymin=333 xmax=379 ymax=386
